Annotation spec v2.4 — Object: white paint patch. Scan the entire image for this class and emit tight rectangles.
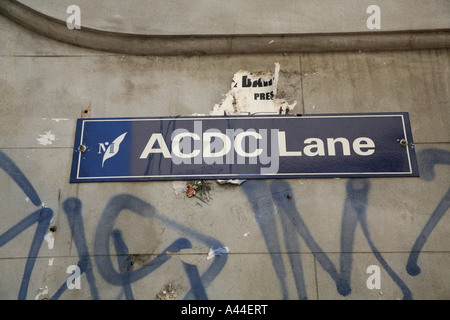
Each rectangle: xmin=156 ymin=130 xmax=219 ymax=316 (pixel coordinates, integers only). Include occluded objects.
xmin=172 ymin=181 xmax=187 ymax=195
xmin=37 ymin=131 xmax=56 ymax=146
xmin=48 ymin=258 xmax=54 ymax=266
xmin=34 ymin=286 xmax=48 ymax=300
xmin=44 ymin=232 xmax=55 ymax=250
xmin=51 ymin=118 xmax=69 ymax=122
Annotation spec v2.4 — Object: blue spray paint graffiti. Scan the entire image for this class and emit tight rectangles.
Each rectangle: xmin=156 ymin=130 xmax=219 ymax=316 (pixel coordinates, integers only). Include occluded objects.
xmin=0 ymin=151 xmax=53 ymax=300
xmin=0 ymin=148 xmax=449 ymax=299
xmin=93 ymin=193 xmax=227 ymax=299
xmin=0 ymin=150 xmax=226 ymax=300
xmin=53 ymin=194 xmax=227 ymax=300
xmin=406 ymin=149 xmax=450 ymax=276
xmin=243 ymin=178 xmax=412 ymax=299
xmin=51 ymin=197 xmax=99 ymax=299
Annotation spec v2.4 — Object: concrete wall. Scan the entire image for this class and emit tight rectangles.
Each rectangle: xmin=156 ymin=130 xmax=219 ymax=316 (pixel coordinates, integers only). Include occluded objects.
xmin=16 ymin=0 xmax=450 ymax=34
xmin=0 ymin=2 xmax=449 ymax=300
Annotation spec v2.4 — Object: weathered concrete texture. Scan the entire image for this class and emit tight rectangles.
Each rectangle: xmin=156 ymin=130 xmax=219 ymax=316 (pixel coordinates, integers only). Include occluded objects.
xmin=301 ymin=49 xmax=450 ymax=143
xmin=0 ymin=7 xmax=450 ymax=301
xmin=2 ymin=1 xmax=449 ymax=55
xmin=0 ymin=54 xmax=302 ymax=148
xmin=17 ymin=0 xmax=450 ymax=34
xmin=0 ymin=14 xmax=106 ymax=56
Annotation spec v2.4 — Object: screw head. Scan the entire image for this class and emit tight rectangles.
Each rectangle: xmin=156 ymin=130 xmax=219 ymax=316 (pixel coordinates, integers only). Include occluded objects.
xmin=78 ymin=145 xmax=87 ymax=152
xmin=400 ymin=139 xmax=408 ymax=147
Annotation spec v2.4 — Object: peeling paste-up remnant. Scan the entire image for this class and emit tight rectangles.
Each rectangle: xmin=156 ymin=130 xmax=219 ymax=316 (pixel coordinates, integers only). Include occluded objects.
xmin=217 ymin=179 xmax=246 ymax=185
xmin=207 ymin=246 xmax=229 ymax=260
xmin=37 ymin=131 xmax=56 ymax=146
xmin=211 ymin=63 xmax=297 ymax=116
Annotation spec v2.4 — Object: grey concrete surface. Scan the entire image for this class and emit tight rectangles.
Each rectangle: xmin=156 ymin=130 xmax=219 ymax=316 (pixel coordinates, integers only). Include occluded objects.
xmin=0 ymin=2 xmax=449 ymax=301
xmin=301 ymin=50 xmax=450 ymax=143
xmin=17 ymin=0 xmax=450 ymax=35
xmin=2 ymin=0 xmax=449 ymax=55
xmin=0 ymin=13 xmax=107 ymax=56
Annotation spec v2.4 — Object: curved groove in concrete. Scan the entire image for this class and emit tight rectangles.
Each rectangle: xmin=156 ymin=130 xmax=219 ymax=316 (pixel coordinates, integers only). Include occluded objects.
xmin=1 ymin=0 xmax=449 ymax=55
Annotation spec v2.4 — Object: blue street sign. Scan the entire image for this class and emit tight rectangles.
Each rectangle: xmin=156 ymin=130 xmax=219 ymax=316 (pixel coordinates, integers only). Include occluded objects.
xmin=69 ymin=113 xmax=419 ymax=182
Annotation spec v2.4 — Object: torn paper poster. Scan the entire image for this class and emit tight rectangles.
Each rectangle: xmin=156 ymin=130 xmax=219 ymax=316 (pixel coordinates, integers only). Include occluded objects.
xmin=210 ymin=63 xmax=297 ymax=116
xmin=207 ymin=246 xmax=229 ymax=260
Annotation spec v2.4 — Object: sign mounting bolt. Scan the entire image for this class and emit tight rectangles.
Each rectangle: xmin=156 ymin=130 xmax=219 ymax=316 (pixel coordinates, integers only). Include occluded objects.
xmin=400 ymin=139 xmax=408 ymax=147
xmin=78 ymin=145 xmax=87 ymax=152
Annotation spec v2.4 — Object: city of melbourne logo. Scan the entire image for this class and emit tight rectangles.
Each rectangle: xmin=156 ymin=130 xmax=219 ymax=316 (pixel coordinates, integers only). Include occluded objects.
xmin=97 ymin=132 xmax=127 ymax=167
